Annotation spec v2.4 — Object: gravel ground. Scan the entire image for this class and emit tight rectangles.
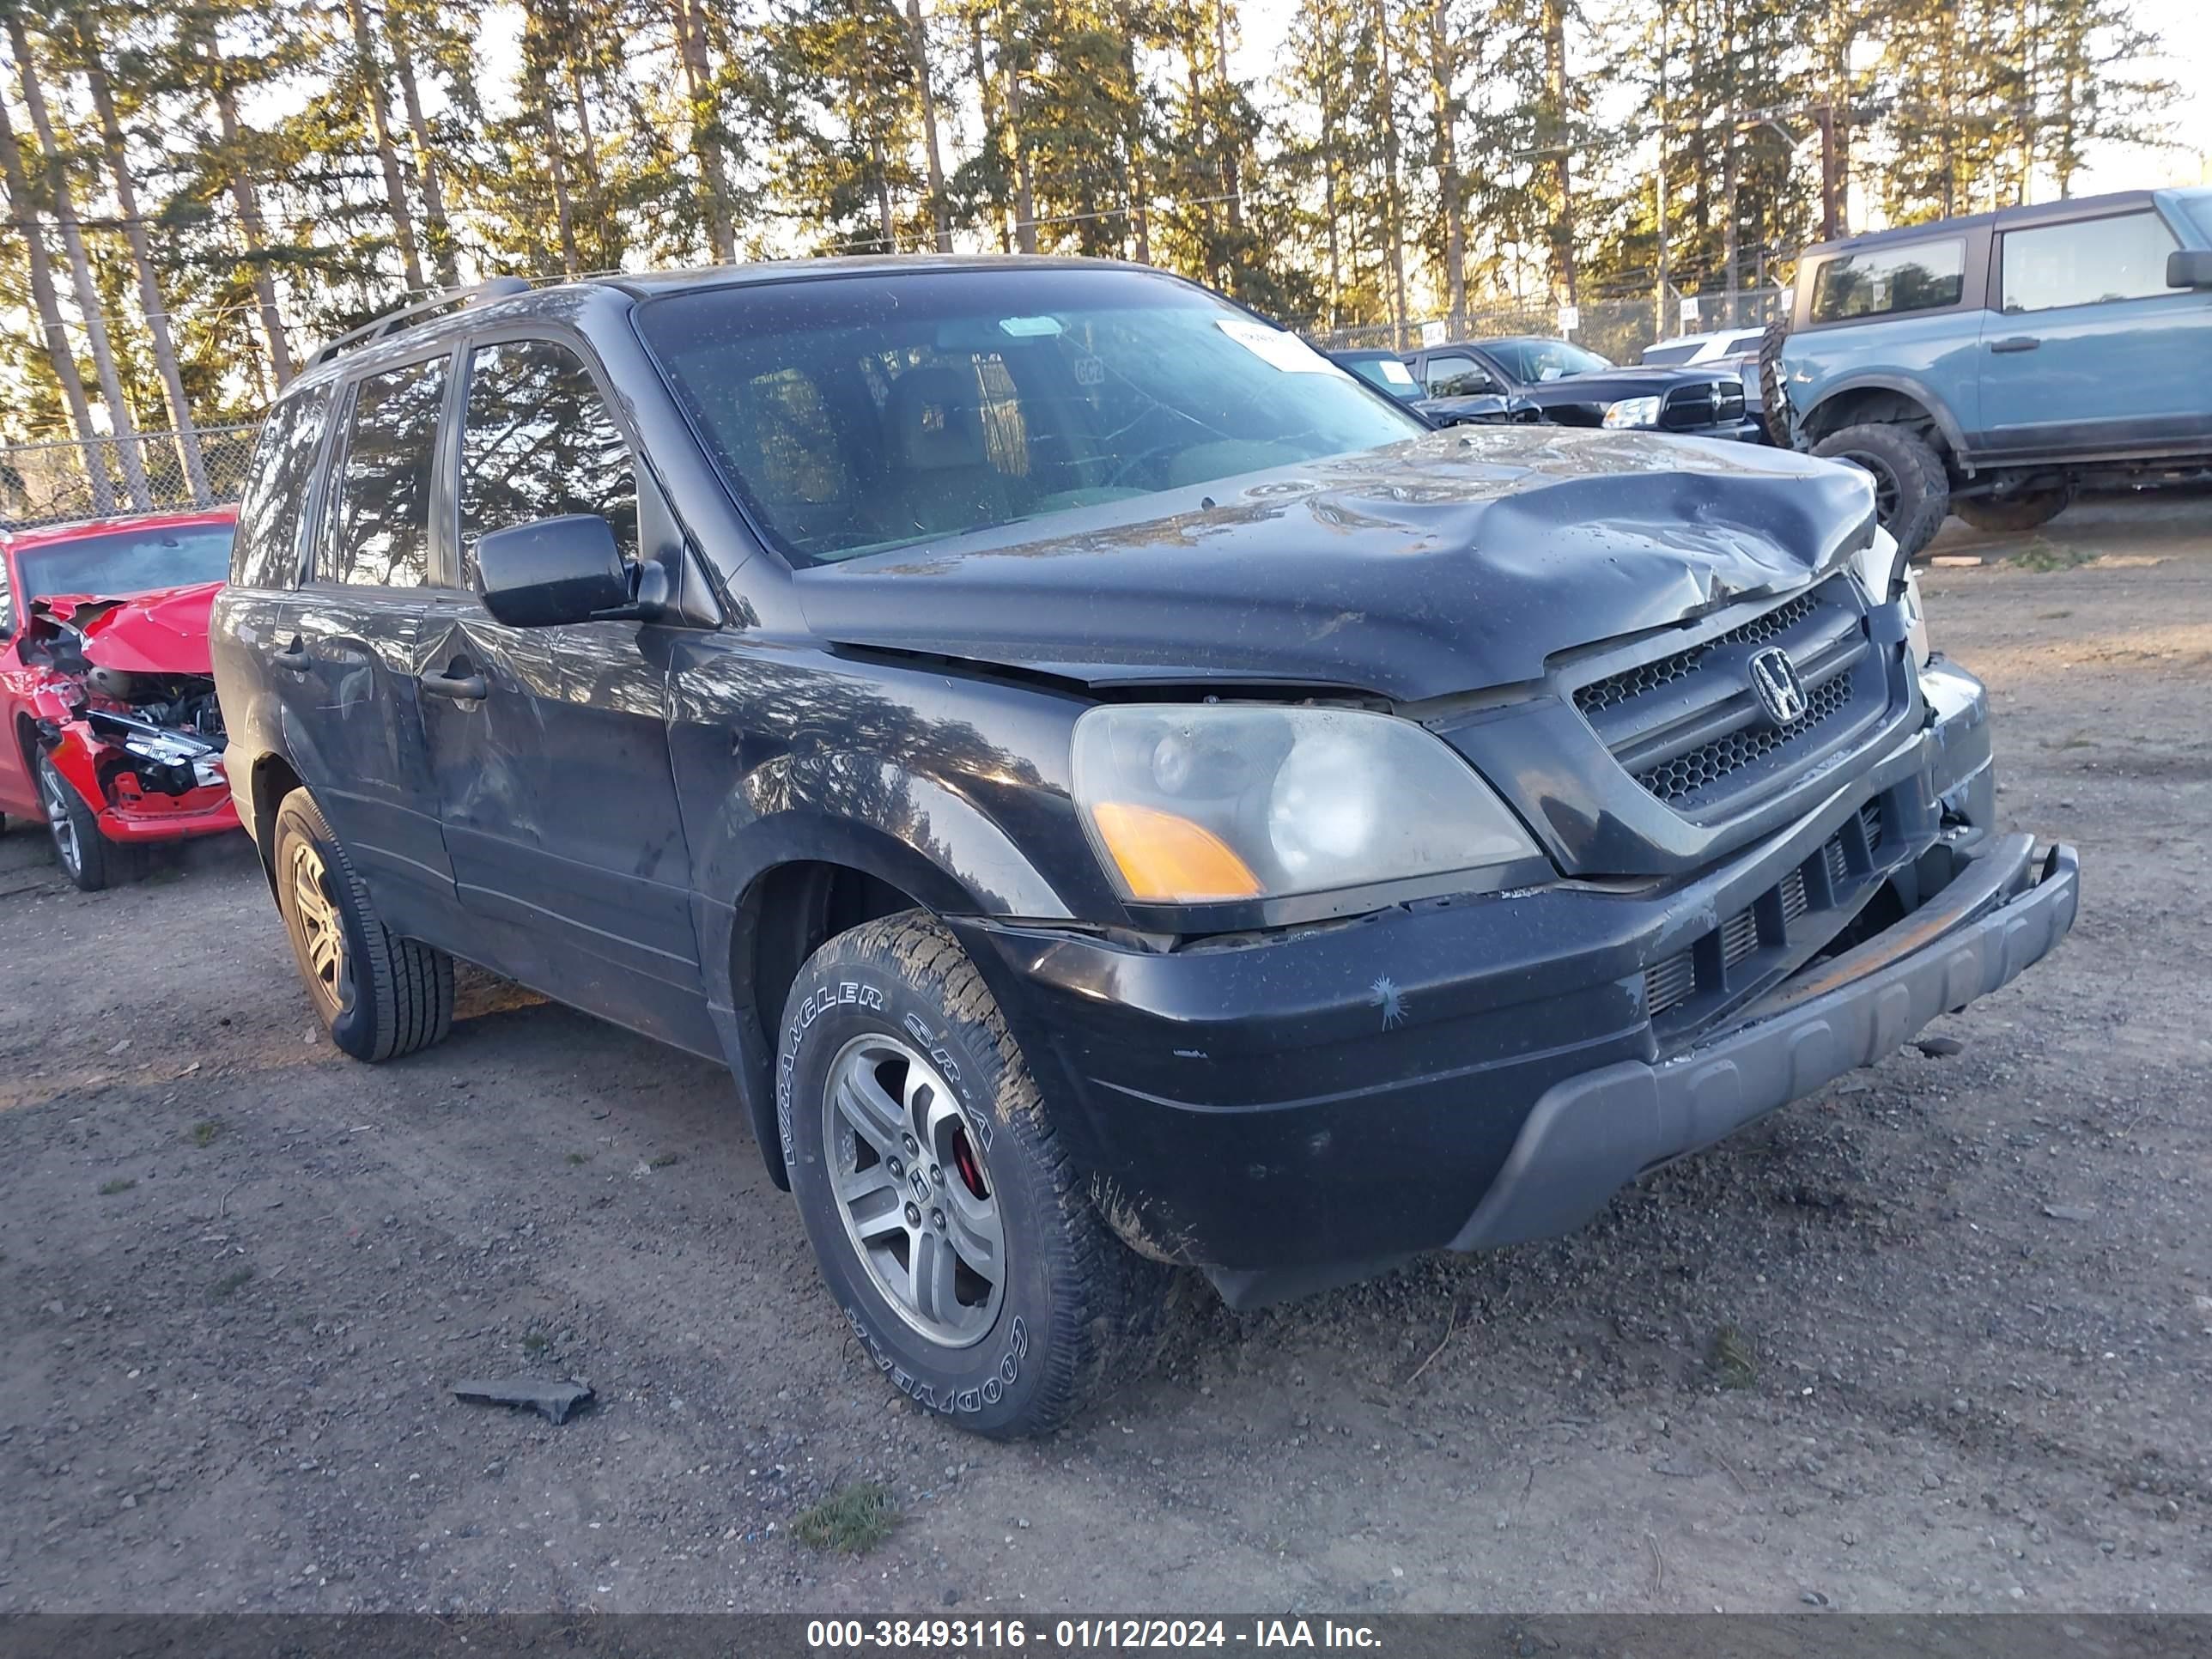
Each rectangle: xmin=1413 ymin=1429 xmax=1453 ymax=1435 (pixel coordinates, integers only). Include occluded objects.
xmin=1 ymin=497 xmax=2207 ymax=1615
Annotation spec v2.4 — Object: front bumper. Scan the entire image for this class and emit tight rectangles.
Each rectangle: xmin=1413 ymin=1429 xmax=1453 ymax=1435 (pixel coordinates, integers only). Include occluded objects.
xmin=44 ymin=719 xmax=240 ymax=845
xmin=952 ymin=662 xmax=2073 ymax=1304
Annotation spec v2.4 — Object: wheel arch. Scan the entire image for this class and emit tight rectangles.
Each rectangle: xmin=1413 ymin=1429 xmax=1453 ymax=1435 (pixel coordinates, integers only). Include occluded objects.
xmin=1800 ymin=374 xmax=1970 ymax=461
xmin=249 ymin=750 xmax=306 ymax=897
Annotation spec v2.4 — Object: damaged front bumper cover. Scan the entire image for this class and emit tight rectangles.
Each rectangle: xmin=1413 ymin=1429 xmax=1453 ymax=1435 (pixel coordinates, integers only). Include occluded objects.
xmin=950 ymin=663 xmax=2075 ymax=1310
xmin=40 ymin=711 xmax=239 ymax=842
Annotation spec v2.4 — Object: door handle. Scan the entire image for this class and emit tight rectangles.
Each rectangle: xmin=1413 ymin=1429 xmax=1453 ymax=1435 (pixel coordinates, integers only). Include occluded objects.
xmin=1989 ymin=336 xmax=2041 ymax=354
xmin=273 ymin=634 xmax=312 ymax=673
xmin=419 ymin=668 xmax=489 ymax=701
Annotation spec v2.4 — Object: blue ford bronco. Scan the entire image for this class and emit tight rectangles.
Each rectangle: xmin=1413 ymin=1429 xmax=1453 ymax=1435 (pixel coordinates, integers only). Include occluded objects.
xmin=1765 ymin=187 xmax=2212 ymax=556
xmin=213 ymin=258 xmax=2078 ymax=1435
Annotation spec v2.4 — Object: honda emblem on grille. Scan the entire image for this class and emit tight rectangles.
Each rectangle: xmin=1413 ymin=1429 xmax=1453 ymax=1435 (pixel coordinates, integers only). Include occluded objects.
xmin=1747 ymin=647 xmax=1808 ymax=724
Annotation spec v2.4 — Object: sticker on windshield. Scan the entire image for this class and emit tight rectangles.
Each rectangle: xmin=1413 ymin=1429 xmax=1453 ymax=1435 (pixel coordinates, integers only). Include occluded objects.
xmin=1216 ymin=319 xmax=1334 ymax=374
xmin=999 ymin=315 xmax=1064 ymax=337
xmin=1379 ymin=359 xmax=1416 ymax=385
xmin=1072 ymin=353 xmax=1106 ymax=386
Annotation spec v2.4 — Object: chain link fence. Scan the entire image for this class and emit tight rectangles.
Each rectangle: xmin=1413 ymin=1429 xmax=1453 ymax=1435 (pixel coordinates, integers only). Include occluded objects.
xmin=1311 ymin=288 xmax=1789 ymax=366
xmin=0 ymin=423 xmax=262 ymax=532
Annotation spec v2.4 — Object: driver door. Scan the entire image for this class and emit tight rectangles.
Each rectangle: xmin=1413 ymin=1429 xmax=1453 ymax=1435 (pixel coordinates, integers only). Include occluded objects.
xmin=414 ymin=333 xmax=714 ymax=1054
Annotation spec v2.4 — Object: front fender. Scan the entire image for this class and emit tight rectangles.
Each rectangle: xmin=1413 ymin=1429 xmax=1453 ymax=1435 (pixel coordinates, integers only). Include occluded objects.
xmin=1794 ymin=368 xmax=1974 ymax=458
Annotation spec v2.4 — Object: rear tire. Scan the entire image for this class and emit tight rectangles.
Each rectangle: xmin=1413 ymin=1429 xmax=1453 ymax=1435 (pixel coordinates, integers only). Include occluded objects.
xmin=272 ymin=787 xmax=453 ymax=1061
xmin=36 ymin=750 xmax=112 ymax=892
xmin=1812 ymin=422 xmax=1951 ymax=561
xmin=1953 ymin=485 xmax=2074 ymax=533
xmin=779 ymin=909 xmax=1160 ymax=1437
xmin=1756 ymin=317 xmax=1792 ymax=447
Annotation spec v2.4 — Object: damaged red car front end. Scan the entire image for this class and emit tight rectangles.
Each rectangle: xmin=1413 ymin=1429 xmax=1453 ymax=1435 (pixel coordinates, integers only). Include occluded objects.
xmin=1 ymin=511 xmax=240 ymax=890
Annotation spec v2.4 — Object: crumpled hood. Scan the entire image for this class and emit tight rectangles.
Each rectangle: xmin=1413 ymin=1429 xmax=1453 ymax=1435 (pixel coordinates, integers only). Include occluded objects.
xmin=797 ymin=427 xmax=1876 ymax=702
xmin=29 ymin=581 xmax=222 ymax=677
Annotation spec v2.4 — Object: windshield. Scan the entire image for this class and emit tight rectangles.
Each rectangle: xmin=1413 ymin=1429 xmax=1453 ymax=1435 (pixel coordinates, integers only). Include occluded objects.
xmin=638 ymin=270 xmax=1425 ymax=567
xmin=1483 ymin=339 xmax=1613 ymax=381
xmin=2183 ymin=193 xmax=2212 ymax=242
xmin=16 ymin=523 xmax=234 ymax=606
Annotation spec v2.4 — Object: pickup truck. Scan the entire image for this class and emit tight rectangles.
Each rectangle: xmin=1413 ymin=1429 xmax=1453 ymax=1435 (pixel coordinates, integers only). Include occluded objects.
xmin=1766 ymin=187 xmax=2212 ymax=555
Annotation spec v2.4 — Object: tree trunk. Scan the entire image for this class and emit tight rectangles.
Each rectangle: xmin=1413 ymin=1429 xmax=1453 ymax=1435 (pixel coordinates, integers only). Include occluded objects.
xmin=903 ymin=0 xmax=952 ymax=252
xmin=539 ymin=102 xmax=581 ymax=274
xmin=1376 ymin=0 xmax=1406 ymax=347
xmin=1654 ymin=9 xmax=1669 ymax=339
xmin=870 ymin=136 xmax=896 ymax=251
xmin=1427 ymin=0 xmax=1464 ymax=331
xmin=388 ymin=17 xmax=460 ymax=288
xmin=82 ymin=45 xmax=210 ymax=503
xmin=9 ymin=17 xmax=151 ymax=509
xmin=344 ymin=0 xmax=427 ymax=295
xmin=205 ymin=45 xmax=294 ymax=389
xmin=0 ymin=88 xmax=113 ymax=513
xmin=1120 ymin=11 xmax=1149 ymax=263
xmin=1000 ymin=21 xmax=1038 ymax=254
xmin=1542 ymin=0 xmax=1577 ymax=307
xmin=672 ymin=0 xmax=737 ymax=263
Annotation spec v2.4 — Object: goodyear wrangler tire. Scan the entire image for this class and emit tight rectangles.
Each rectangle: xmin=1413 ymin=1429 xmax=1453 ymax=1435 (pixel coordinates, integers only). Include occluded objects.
xmin=780 ymin=909 xmax=1157 ymax=1437
xmin=272 ymin=787 xmax=453 ymax=1062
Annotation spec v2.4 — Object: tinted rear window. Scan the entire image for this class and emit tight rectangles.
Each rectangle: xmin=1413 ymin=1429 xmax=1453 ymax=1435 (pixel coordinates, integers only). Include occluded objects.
xmin=232 ymin=385 xmax=331 ymax=589
xmin=322 ymin=356 xmax=448 ymax=587
xmin=637 ymin=270 xmax=1421 ymax=568
xmin=1809 ymin=240 xmax=1966 ymax=323
xmin=1640 ymin=343 xmax=1701 ymax=366
xmin=16 ymin=524 xmax=234 ymax=605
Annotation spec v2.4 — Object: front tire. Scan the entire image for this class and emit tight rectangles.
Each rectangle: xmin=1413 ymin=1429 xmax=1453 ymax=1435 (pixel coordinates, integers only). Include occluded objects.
xmin=36 ymin=750 xmax=112 ymax=892
xmin=1756 ymin=317 xmax=1792 ymax=447
xmin=1953 ymin=484 xmax=2074 ymax=533
xmin=272 ymin=787 xmax=453 ymax=1061
xmin=1812 ymin=422 xmax=1951 ymax=560
xmin=780 ymin=911 xmax=1157 ymax=1437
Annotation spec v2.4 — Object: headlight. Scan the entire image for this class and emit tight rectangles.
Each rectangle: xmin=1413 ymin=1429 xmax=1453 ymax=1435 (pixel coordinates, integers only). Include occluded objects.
xmin=1071 ymin=705 xmax=1540 ymax=904
xmin=1601 ymin=396 xmax=1662 ymax=428
xmin=1901 ymin=566 xmax=1930 ymax=664
xmin=1849 ymin=526 xmax=1931 ymax=663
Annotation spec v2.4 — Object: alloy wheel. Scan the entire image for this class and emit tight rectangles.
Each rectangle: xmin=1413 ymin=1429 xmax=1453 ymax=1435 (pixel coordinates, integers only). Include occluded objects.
xmin=38 ymin=761 xmax=81 ymax=882
xmin=822 ymin=1032 xmax=1006 ymax=1349
xmin=288 ymin=842 xmax=350 ymax=1015
xmin=1835 ymin=448 xmax=1902 ymax=524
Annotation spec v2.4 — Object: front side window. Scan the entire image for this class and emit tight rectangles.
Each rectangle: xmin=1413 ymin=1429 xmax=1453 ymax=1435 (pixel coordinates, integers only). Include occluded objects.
xmin=15 ymin=523 xmax=234 ymax=607
xmin=1480 ymin=339 xmax=1611 ymax=381
xmin=2001 ymin=211 xmax=2180 ymax=313
xmin=232 ymin=385 xmax=331 ymax=589
xmin=459 ymin=339 xmax=639 ymax=573
xmin=323 ymin=356 xmax=448 ymax=587
xmin=1809 ymin=240 xmax=1966 ymax=323
xmin=637 ymin=269 xmax=1423 ymax=568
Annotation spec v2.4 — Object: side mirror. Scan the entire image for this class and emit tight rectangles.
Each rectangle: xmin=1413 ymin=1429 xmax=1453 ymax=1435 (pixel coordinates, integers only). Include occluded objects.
xmin=475 ymin=514 xmax=630 ymax=628
xmin=2168 ymin=249 xmax=2212 ymax=289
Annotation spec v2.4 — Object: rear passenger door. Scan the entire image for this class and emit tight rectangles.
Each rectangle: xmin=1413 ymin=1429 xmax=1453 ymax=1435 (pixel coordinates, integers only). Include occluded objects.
xmin=1979 ymin=206 xmax=2206 ymax=455
xmin=276 ymin=353 xmax=459 ymax=941
xmin=415 ymin=334 xmax=711 ymax=1051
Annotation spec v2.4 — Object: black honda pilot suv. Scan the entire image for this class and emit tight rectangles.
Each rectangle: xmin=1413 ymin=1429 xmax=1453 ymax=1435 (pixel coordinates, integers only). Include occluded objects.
xmin=212 ymin=258 xmax=2079 ymax=1437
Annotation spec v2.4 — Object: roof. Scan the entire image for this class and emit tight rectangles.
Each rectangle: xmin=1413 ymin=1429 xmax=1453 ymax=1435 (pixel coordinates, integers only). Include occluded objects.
xmin=1797 ymin=188 xmax=2166 ymax=258
xmin=3 ymin=506 xmax=237 ymax=552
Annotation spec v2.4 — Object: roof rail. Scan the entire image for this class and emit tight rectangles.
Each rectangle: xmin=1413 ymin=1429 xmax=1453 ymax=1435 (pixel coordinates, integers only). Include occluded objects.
xmin=303 ymin=276 xmax=538 ymax=372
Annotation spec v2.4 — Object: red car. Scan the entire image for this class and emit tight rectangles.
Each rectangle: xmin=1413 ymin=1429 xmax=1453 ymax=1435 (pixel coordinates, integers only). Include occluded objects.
xmin=0 ymin=509 xmax=241 ymax=890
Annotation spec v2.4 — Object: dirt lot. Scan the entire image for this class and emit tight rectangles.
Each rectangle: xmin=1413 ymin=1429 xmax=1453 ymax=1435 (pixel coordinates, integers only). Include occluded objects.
xmin=3 ymin=495 xmax=2208 ymax=1615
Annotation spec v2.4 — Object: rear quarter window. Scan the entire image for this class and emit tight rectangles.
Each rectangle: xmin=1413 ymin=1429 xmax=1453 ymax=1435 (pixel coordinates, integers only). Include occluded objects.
xmin=231 ymin=385 xmax=331 ymax=589
xmin=1809 ymin=239 xmax=1967 ymax=324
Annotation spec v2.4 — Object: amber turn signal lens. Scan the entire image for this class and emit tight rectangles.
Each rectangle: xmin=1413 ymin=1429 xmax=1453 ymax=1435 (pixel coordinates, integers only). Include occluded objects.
xmin=1090 ymin=801 xmax=1264 ymax=902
